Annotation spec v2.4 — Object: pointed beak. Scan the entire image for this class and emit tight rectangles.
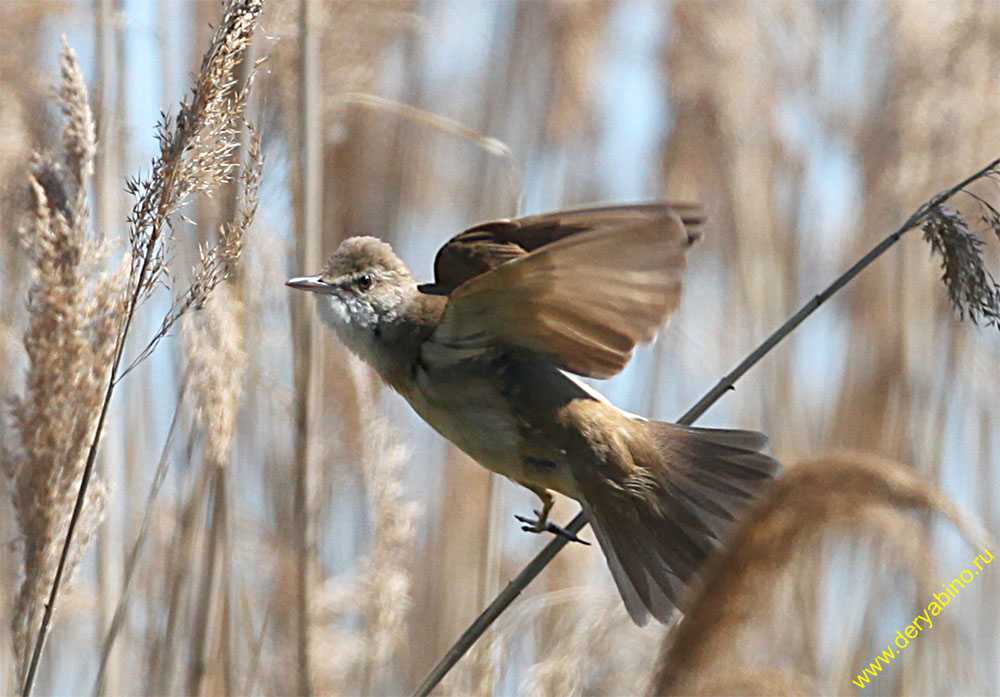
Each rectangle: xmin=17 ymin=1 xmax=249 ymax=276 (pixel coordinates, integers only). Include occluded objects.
xmin=286 ymin=275 xmax=332 ymax=293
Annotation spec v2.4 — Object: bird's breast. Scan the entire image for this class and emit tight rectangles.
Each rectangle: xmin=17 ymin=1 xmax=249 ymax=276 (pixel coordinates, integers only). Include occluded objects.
xmin=402 ymin=366 xmax=527 ymax=480
xmin=398 ymin=358 xmax=589 ymax=499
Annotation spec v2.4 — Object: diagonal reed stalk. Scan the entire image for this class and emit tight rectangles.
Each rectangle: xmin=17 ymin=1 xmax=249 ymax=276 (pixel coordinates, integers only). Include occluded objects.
xmin=412 ymin=157 xmax=1000 ymax=697
xmin=91 ymin=371 xmax=189 ymax=696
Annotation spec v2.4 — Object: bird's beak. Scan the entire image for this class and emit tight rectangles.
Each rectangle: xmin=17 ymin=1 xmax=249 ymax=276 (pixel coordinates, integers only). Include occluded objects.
xmin=286 ymin=275 xmax=333 ymax=293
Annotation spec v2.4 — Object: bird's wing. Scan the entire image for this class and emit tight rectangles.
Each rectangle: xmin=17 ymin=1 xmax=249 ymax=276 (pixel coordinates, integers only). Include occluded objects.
xmin=424 ymin=206 xmax=697 ymax=379
xmin=428 ymin=202 xmax=703 ymax=292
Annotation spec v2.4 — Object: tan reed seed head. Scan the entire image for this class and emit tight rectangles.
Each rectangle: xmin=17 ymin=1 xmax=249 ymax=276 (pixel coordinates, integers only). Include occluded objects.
xmin=2 ymin=42 xmax=120 ymax=682
xmin=309 ymin=356 xmax=420 ymax=695
xmin=650 ymin=452 xmax=991 ymax=697
xmin=121 ymin=0 xmax=263 ymax=375
xmin=182 ymin=284 xmax=247 ymax=469
xmin=57 ymin=38 xmax=96 ymax=192
xmin=124 ymin=0 xmax=263 ymax=303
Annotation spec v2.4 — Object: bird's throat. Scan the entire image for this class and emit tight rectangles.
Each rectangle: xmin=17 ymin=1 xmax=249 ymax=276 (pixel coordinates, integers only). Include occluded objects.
xmin=317 ymin=293 xmax=441 ymax=395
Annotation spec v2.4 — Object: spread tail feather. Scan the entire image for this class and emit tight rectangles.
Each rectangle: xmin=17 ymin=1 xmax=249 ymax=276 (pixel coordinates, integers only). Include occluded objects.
xmin=583 ymin=422 xmax=780 ymax=626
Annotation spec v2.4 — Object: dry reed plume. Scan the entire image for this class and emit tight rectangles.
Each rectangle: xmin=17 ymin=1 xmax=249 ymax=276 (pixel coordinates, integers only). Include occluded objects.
xmin=921 ymin=202 xmax=1000 ymax=327
xmin=310 ymin=356 xmax=420 ymax=696
xmin=121 ymin=0 xmax=264 ymax=375
xmin=176 ymin=284 xmax=248 ymax=696
xmin=650 ymin=452 xmax=991 ymax=696
xmin=185 ymin=286 xmax=248 ymax=471
xmin=5 ymin=2 xmax=263 ymax=693
xmin=2 ymin=42 xmax=119 ymax=685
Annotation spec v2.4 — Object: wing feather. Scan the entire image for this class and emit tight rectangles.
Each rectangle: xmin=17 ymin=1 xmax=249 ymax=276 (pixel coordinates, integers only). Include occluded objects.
xmin=430 ymin=202 xmax=702 ymax=292
xmin=428 ymin=208 xmax=696 ymax=378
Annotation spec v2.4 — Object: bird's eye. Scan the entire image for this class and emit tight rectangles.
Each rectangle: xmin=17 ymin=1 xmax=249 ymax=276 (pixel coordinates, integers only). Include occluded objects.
xmin=356 ymin=273 xmax=373 ymax=291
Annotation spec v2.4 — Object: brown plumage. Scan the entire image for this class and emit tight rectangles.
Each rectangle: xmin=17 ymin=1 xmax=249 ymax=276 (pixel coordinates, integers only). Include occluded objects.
xmin=431 ymin=202 xmax=703 ymax=292
xmin=432 ymin=208 xmax=695 ymax=378
xmin=288 ymin=202 xmax=780 ymax=625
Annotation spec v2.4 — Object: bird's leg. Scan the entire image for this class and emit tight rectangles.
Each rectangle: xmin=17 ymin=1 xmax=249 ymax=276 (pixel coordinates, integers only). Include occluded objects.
xmin=514 ymin=485 xmax=590 ymax=545
xmin=515 ymin=486 xmax=554 ymax=530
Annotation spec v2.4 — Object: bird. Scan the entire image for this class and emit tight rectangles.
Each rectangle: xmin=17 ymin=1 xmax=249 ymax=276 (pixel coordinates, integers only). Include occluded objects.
xmin=287 ymin=203 xmax=780 ymax=625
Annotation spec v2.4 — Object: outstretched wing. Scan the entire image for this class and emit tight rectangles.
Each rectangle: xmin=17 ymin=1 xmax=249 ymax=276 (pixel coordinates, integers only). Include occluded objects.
xmin=427 ymin=202 xmax=703 ymax=293
xmin=424 ymin=204 xmax=699 ymax=379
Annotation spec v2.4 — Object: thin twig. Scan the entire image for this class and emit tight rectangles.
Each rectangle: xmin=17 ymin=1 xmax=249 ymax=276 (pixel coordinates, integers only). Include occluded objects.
xmin=185 ymin=465 xmax=225 ymax=696
xmin=91 ymin=371 xmax=190 ymax=697
xmin=411 ymin=157 xmax=1000 ymax=697
xmin=240 ymin=590 xmax=275 ymax=697
xmin=145 ymin=426 xmax=207 ymax=696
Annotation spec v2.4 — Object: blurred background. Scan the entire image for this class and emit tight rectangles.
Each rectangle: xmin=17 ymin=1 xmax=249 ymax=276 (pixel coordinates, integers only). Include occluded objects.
xmin=1 ymin=1 xmax=998 ymax=695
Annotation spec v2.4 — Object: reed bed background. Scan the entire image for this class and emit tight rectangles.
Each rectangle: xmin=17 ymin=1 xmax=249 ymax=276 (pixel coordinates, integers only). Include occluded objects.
xmin=1 ymin=1 xmax=998 ymax=696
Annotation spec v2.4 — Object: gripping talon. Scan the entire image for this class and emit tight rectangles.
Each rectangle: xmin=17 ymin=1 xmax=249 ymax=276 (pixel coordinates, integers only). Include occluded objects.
xmin=545 ymin=520 xmax=590 ymax=545
xmin=514 ymin=512 xmax=590 ymax=545
xmin=514 ymin=513 xmax=541 ymax=532
xmin=513 ymin=487 xmax=587 ymax=543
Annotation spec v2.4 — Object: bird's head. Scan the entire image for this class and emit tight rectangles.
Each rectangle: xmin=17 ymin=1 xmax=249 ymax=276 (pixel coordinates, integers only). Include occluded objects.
xmin=287 ymin=236 xmax=418 ymax=361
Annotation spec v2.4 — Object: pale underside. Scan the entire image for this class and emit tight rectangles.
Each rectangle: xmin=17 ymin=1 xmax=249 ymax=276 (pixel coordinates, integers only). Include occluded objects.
xmin=400 ymin=357 xmax=602 ymax=501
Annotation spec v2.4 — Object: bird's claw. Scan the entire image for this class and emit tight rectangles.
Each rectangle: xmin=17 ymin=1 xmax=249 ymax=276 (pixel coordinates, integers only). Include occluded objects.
xmin=514 ymin=510 xmax=590 ymax=545
xmin=514 ymin=509 xmax=545 ymax=533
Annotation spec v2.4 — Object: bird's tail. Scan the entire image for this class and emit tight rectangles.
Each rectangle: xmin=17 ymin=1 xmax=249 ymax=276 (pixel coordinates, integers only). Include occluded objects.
xmin=581 ymin=421 xmax=780 ymax=626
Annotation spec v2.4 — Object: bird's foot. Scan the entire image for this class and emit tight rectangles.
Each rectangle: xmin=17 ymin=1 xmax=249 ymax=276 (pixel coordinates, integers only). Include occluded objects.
xmin=514 ymin=510 xmax=590 ymax=545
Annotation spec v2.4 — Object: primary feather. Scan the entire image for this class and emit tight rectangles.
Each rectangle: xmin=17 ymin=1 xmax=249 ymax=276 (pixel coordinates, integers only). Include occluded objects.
xmin=429 ymin=206 xmax=695 ymax=378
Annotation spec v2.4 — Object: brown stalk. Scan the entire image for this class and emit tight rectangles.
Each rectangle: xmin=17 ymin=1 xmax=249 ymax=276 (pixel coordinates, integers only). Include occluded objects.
xmin=291 ymin=1 xmax=323 ymax=695
xmin=412 ymin=158 xmax=1000 ymax=697
xmin=185 ymin=466 xmax=225 ymax=697
xmin=183 ymin=284 xmax=246 ymax=696
xmin=240 ymin=589 xmax=275 ymax=696
xmin=145 ymin=429 xmax=210 ymax=696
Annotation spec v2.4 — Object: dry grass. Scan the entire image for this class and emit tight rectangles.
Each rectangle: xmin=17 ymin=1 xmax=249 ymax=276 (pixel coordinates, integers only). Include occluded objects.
xmin=311 ymin=356 xmax=419 ymax=696
xmin=1 ymin=2 xmax=997 ymax=696
xmin=921 ymin=202 xmax=1000 ymax=326
xmin=3 ymin=1 xmax=263 ymax=693
xmin=650 ymin=452 xmax=990 ymax=696
xmin=184 ymin=285 xmax=248 ymax=472
xmin=2 ymin=42 xmax=119 ymax=685
xmin=121 ymin=0 xmax=263 ymax=375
